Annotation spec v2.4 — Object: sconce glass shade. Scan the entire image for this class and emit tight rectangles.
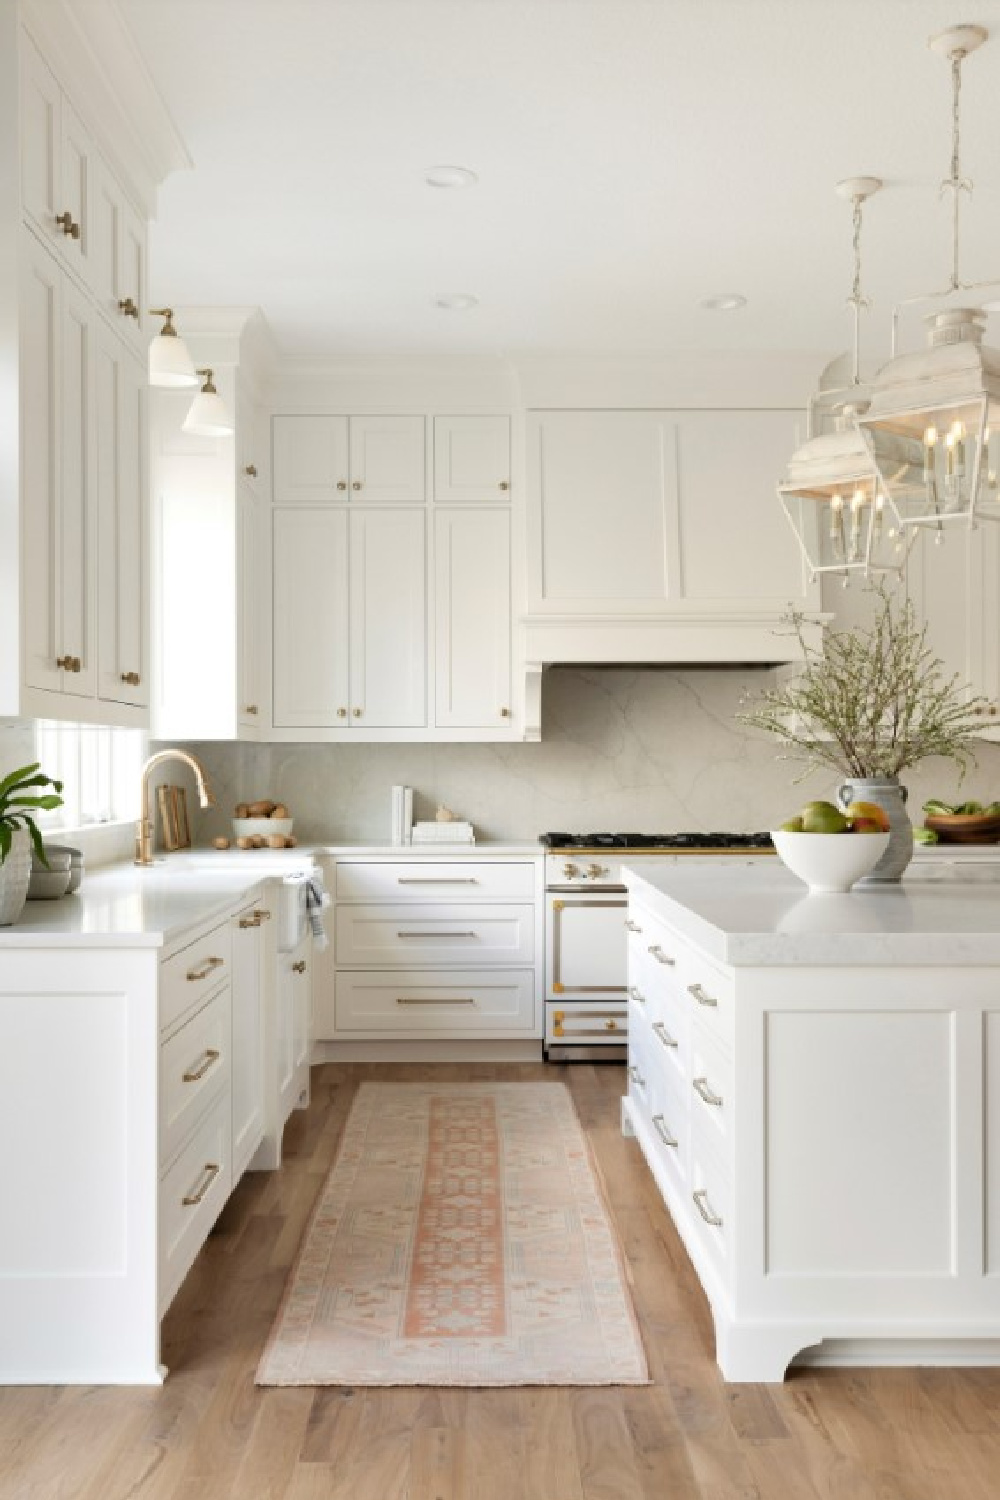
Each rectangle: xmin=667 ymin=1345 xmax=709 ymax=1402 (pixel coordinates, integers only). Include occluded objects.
xmin=858 ymin=309 xmax=1000 ymax=533
xmin=181 ymin=370 xmax=234 ymax=436
xmin=147 ymin=311 xmax=199 ymax=389
xmin=777 ymin=406 xmax=909 ymax=579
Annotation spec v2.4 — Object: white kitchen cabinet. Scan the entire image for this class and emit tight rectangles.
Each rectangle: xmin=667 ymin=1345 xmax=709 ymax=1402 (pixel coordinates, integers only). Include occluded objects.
xmin=237 ymin=483 xmax=262 ymax=727
xmin=21 ymin=233 xmax=98 ymax=702
xmin=435 ymin=509 xmax=512 ymax=730
xmin=231 ymin=900 xmax=267 ymax=1182
xmin=525 ymin=408 xmax=818 ymax=664
xmin=21 ymin=38 xmax=89 ymax=279
xmin=272 ymin=507 xmax=425 ymax=729
xmin=272 ymin=507 xmax=350 ymax=727
xmin=277 ymin=934 xmax=312 ymax=1126
xmin=237 ymin=381 xmax=266 ymax=496
xmin=349 ymin=508 xmax=426 ymax=726
xmin=903 ymin=525 xmax=1000 ymax=735
xmin=91 ymin=161 xmax=147 ymax=355
xmin=272 ymin=414 xmax=425 ymax=505
xmin=433 ymin=415 xmax=511 ymax=503
xmin=95 ymin=323 xmax=147 ymax=707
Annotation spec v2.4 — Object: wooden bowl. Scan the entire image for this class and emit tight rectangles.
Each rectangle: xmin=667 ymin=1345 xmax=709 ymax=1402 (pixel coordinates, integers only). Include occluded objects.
xmin=923 ymin=812 xmax=1000 ymax=844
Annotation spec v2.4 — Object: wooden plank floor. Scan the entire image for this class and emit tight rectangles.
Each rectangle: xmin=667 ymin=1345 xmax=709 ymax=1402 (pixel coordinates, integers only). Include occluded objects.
xmin=2 ymin=1061 xmax=999 ymax=1500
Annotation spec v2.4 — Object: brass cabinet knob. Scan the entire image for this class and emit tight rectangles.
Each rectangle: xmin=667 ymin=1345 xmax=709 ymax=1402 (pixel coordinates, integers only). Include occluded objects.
xmin=56 ymin=211 xmax=80 ymax=239
xmin=57 ymin=655 xmax=81 ymax=672
xmin=351 ymin=480 xmax=362 ymax=491
xmin=292 ymin=959 xmax=307 ymax=974
xmin=337 ymin=707 xmax=347 ymax=718
xmin=120 ymin=671 xmax=141 ymax=686
xmin=244 ymin=463 xmax=257 ymax=478
xmin=245 ymin=704 xmax=258 ymax=715
xmin=117 ymin=297 xmax=139 ymax=320
xmin=336 ymin=481 xmax=347 ymax=491
xmin=498 ymin=480 xmax=510 ymax=491
xmin=500 ymin=707 xmax=510 ymax=718
xmin=352 ymin=707 xmax=362 ymax=718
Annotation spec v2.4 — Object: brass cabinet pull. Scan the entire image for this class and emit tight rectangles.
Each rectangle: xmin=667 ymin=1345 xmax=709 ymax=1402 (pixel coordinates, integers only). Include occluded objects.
xmin=337 ymin=707 xmax=347 ymax=717
xmin=628 ymin=986 xmax=646 ymax=1006
xmin=244 ymin=463 xmax=257 ymax=477
xmin=56 ymin=655 xmax=82 ymax=672
xmin=500 ymin=707 xmax=511 ymax=718
xmin=653 ymin=1020 xmax=679 ymax=1049
xmin=498 ymin=480 xmax=510 ymax=490
xmin=187 ymin=956 xmax=224 ymax=982
xmin=648 ymin=944 xmax=675 ymax=966
xmin=182 ymin=1048 xmax=220 ymax=1083
xmin=182 ymin=1162 xmax=220 ymax=1207
xmin=245 ymin=704 xmax=259 ymax=715
xmin=120 ymin=670 xmax=141 ymax=686
xmin=604 ymin=1018 xmax=619 ymax=1031
xmin=117 ymin=297 xmax=139 ymax=319
xmin=396 ymin=995 xmax=475 ymax=1006
xmin=292 ymin=959 xmax=307 ymax=974
xmin=652 ymin=1113 xmax=678 ymax=1149
xmin=693 ymin=1188 xmax=723 ymax=1228
xmin=336 ymin=481 xmax=347 ymax=491
xmin=628 ymin=1063 xmax=646 ymax=1088
xmin=351 ymin=480 xmax=362 ymax=491
xmin=254 ymin=909 xmax=271 ymax=922
xmin=688 ymin=982 xmax=718 ymax=1008
xmin=352 ymin=707 xmax=362 ymax=718
xmin=239 ymin=915 xmax=260 ymax=929
xmin=395 ymin=924 xmax=479 ymax=936
xmin=625 ymin=919 xmax=643 ymax=934
xmin=693 ymin=1075 xmax=724 ymax=1108
xmin=56 ymin=211 xmax=80 ymax=239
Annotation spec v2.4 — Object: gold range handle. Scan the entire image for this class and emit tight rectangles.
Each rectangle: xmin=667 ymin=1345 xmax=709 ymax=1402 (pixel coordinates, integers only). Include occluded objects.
xmin=187 ymin=956 xmax=224 ymax=982
xmin=182 ymin=1163 xmax=221 ymax=1207
xmin=182 ymin=1048 xmax=220 ymax=1083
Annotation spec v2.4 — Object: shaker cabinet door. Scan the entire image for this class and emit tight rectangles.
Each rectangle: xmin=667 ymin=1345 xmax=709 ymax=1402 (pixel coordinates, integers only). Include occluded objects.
xmin=272 ymin=507 xmax=349 ymax=726
xmin=349 ymin=415 xmax=425 ymax=504
xmin=272 ymin=415 xmax=349 ymax=504
xmin=96 ymin=329 xmax=147 ymax=707
xmin=433 ymin=415 xmax=511 ymax=504
xmin=434 ymin=508 xmax=511 ymax=729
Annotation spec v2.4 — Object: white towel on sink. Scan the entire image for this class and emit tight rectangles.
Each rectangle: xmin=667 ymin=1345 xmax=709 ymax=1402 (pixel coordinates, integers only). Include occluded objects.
xmin=305 ymin=878 xmax=330 ymax=951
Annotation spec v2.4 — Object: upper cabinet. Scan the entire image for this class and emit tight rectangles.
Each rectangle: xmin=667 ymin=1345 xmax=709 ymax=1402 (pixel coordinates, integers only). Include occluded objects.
xmin=272 ymin=414 xmax=425 ymax=505
xmin=524 ymin=409 xmax=819 ymax=665
xmin=433 ymin=415 xmax=511 ymax=504
xmin=3 ymin=13 xmax=169 ymax=727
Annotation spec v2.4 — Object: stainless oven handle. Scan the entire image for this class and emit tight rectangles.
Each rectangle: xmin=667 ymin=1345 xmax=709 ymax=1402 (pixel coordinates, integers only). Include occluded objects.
xmin=546 ymin=884 xmax=628 ymax=895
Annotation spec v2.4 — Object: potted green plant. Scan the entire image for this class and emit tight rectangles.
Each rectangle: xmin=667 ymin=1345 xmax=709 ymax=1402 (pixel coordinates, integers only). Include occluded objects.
xmin=0 ymin=763 xmax=64 ymax=925
xmin=738 ymin=586 xmax=988 ymax=882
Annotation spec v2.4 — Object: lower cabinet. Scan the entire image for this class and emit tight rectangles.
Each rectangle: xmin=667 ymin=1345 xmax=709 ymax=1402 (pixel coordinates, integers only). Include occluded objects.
xmin=323 ymin=856 xmax=542 ymax=1044
xmin=231 ymin=899 xmax=267 ymax=1181
xmin=277 ymin=932 xmax=312 ymax=1126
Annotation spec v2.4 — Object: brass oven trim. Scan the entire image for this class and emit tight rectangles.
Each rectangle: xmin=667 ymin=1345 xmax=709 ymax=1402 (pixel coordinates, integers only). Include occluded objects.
xmin=549 ymin=896 xmax=628 ymax=997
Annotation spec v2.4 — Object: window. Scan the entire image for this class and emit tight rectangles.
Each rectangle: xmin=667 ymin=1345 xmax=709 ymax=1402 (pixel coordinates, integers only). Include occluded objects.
xmin=33 ymin=722 xmax=146 ymax=830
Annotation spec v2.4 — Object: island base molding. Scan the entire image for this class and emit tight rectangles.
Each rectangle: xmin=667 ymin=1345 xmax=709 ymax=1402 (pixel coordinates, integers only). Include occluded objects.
xmin=314 ymin=1038 xmax=543 ymax=1064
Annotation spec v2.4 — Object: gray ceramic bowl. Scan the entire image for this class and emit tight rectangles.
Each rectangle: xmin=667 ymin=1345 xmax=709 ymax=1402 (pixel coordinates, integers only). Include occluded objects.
xmin=40 ymin=843 xmax=83 ymax=892
xmin=27 ymin=864 xmax=72 ymax=900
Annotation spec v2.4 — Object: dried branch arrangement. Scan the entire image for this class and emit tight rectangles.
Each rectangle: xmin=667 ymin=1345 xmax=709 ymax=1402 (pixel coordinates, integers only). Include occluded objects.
xmin=738 ymin=585 xmax=989 ymax=780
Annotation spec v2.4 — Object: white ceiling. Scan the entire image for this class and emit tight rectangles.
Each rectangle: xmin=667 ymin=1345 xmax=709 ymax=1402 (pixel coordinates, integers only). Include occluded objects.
xmin=119 ymin=0 xmax=1000 ymax=361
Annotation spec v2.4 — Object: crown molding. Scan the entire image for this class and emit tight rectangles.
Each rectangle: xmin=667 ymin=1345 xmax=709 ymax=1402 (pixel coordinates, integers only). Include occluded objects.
xmin=21 ymin=0 xmax=191 ymax=216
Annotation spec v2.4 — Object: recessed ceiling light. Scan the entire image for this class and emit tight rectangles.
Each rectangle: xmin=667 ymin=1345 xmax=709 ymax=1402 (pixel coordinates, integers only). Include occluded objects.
xmin=424 ymin=165 xmax=478 ymax=190
xmin=432 ymin=293 xmax=479 ymax=311
xmin=700 ymin=293 xmax=748 ymax=311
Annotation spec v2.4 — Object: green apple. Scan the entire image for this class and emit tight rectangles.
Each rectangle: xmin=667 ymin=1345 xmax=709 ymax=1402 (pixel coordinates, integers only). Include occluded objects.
xmin=800 ymin=799 xmax=850 ymax=834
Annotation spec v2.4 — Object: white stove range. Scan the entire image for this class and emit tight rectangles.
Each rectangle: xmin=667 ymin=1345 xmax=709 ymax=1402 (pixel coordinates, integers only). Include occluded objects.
xmin=542 ymin=833 xmax=773 ymax=1061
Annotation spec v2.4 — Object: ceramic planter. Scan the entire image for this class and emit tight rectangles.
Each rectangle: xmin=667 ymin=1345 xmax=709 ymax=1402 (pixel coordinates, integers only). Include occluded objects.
xmin=0 ymin=828 xmax=33 ymax=925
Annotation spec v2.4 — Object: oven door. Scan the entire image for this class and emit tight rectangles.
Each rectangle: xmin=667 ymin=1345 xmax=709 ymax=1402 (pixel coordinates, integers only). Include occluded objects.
xmin=546 ymin=891 xmax=628 ymax=999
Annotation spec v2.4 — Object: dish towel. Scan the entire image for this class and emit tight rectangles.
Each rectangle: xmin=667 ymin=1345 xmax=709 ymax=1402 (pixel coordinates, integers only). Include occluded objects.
xmin=305 ymin=879 xmax=330 ymax=951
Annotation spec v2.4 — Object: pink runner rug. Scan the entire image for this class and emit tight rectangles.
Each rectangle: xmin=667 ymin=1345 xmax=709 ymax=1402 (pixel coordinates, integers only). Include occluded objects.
xmin=256 ymin=1081 xmax=649 ymax=1386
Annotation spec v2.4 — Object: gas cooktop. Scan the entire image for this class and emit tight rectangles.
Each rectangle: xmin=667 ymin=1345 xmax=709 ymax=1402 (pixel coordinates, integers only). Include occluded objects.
xmin=540 ymin=831 xmax=774 ymax=850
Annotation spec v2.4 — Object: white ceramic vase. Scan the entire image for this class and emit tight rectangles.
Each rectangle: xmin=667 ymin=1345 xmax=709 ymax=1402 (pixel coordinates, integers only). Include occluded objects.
xmin=835 ymin=777 xmax=912 ymax=884
xmin=0 ymin=828 xmax=33 ymax=925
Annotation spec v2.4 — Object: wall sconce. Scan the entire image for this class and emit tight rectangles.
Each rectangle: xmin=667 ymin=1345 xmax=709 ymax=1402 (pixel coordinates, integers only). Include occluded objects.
xmin=147 ymin=308 xmax=199 ymax=389
xmin=181 ymin=369 xmax=235 ymax=436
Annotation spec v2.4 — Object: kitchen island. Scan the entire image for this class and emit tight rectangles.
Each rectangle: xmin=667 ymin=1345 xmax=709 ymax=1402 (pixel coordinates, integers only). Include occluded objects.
xmin=621 ymin=859 xmax=1000 ymax=1382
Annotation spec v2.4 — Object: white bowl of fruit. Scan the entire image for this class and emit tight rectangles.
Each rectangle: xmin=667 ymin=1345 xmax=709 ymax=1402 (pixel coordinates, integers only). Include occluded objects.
xmin=771 ymin=799 xmax=891 ymax=893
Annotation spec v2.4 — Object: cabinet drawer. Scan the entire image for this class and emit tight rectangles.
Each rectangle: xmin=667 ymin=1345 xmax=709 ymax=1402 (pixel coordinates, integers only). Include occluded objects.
xmin=677 ymin=948 xmax=734 ymax=1053
xmin=689 ymin=1132 xmax=731 ymax=1284
xmin=689 ymin=1020 xmax=732 ymax=1157
xmin=335 ymin=903 xmax=534 ymax=967
xmin=160 ymin=987 xmax=232 ymax=1169
xmin=335 ymin=969 xmax=536 ymax=1035
xmin=335 ymin=861 xmax=536 ymax=904
xmin=161 ymin=918 xmax=232 ymax=1035
xmin=649 ymin=1062 xmax=689 ymax=1196
xmin=159 ymin=1092 xmax=232 ymax=1316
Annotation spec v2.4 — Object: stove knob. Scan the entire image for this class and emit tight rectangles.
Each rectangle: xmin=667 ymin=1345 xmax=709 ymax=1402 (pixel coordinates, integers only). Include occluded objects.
xmin=586 ymin=863 xmax=606 ymax=880
xmin=562 ymin=862 xmax=580 ymax=879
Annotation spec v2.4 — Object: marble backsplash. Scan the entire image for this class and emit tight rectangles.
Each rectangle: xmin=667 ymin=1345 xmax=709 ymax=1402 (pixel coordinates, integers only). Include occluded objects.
xmin=182 ymin=667 xmax=1000 ymax=845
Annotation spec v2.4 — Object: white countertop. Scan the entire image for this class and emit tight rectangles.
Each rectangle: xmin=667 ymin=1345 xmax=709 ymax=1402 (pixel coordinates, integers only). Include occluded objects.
xmin=624 ymin=859 xmax=1000 ymax=967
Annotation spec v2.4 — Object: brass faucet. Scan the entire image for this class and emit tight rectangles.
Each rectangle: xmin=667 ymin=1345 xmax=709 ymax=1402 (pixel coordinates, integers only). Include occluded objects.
xmin=135 ymin=749 xmax=215 ymax=866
